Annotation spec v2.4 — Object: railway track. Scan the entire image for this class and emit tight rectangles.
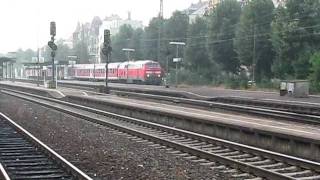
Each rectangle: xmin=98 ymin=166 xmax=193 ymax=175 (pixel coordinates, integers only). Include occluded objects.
xmin=110 ymin=90 xmax=320 ymax=125
xmin=25 ymin=80 xmax=319 ymax=125
xmin=0 ymin=112 xmax=92 ymax=180
xmin=21 ymin=79 xmax=320 ymax=125
xmin=2 ymin=89 xmax=320 ymax=180
xmin=9 ymin=79 xmax=320 ymax=120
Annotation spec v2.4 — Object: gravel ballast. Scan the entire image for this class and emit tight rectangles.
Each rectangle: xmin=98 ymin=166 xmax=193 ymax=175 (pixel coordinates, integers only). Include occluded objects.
xmin=0 ymin=93 xmax=229 ymax=179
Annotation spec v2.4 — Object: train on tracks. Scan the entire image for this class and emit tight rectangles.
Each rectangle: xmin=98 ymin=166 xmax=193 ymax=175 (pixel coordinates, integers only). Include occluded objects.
xmin=24 ymin=60 xmax=163 ymax=85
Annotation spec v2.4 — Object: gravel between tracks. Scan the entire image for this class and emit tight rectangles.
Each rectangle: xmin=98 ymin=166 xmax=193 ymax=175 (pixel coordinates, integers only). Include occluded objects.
xmin=0 ymin=93 xmax=228 ymax=180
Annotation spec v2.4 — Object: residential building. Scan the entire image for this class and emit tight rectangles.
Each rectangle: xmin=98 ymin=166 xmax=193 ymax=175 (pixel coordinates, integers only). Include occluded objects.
xmin=99 ymin=13 xmax=143 ymax=36
xmin=98 ymin=13 xmax=143 ymax=62
xmin=187 ymin=0 xmax=248 ymax=23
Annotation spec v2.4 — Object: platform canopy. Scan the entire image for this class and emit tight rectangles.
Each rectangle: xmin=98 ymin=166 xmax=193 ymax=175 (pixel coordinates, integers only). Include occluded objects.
xmin=22 ymin=60 xmax=69 ymax=67
xmin=0 ymin=57 xmax=16 ymax=64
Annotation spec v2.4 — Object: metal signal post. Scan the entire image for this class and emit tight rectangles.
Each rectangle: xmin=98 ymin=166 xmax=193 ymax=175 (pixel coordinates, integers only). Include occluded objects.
xmin=102 ymin=29 xmax=112 ymax=93
xmin=48 ymin=21 xmax=57 ymax=89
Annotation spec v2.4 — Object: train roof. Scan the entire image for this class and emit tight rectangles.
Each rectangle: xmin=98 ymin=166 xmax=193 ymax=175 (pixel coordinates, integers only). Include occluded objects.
xmin=134 ymin=60 xmax=159 ymax=65
xmin=118 ymin=60 xmax=159 ymax=68
xmin=69 ymin=60 xmax=159 ymax=69
xmin=71 ymin=63 xmax=120 ymax=69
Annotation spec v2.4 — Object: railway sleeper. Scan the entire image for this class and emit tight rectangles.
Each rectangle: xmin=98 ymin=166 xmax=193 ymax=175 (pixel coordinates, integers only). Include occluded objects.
xmin=216 ymin=151 xmax=241 ymax=157
xmin=269 ymin=165 xmax=297 ymax=172
xmin=0 ymin=158 xmax=49 ymax=163
xmin=247 ymin=159 xmax=271 ymax=165
xmin=238 ymin=156 xmax=262 ymax=162
xmin=227 ymin=153 xmax=252 ymax=159
xmin=209 ymin=148 xmax=232 ymax=154
xmin=258 ymin=162 xmax=284 ymax=169
xmin=297 ymin=175 xmax=320 ymax=180
xmin=13 ymin=173 xmax=72 ymax=180
xmin=283 ymin=170 xmax=312 ymax=177
xmin=12 ymin=169 xmax=65 ymax=175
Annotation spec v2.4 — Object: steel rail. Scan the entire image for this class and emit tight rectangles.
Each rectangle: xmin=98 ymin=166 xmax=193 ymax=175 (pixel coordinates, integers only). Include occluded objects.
xmin=0 ymin=112 xmax=92 ymax=180
xmin=2 ymin=89 xmax=320 ymax=180
xmin=0 ymin=163 xmax=10 ymax=180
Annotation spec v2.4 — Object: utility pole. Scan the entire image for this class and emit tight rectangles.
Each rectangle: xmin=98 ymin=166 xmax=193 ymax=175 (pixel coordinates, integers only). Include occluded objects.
xmin=158 ymin=0 xmax=163 ymax=62
xmin=37 ymin=48 xmax=40 ymax=87
xmin=252 ymin=24 xmax=256 ymax=86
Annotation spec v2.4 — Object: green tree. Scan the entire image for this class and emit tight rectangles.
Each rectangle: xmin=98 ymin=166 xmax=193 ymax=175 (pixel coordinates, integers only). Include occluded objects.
xmin=309 ymin=52 xmax=320 ymax=91
xmin=15 ymin=48 xmax=36 ymax=63
xmin=143 ymin=17 xmax=166 ymax=62
xmin=272 ymin=0 xmax=320 ymax=79
xmin=164 ymin=11 xmax=189 ymax=41
xmin=208 ymin=0 xmax=242 ymax=74
xmin=143 ymin=11 xmax=188 ymax=68
xmin=235 ymin=0 xmax=275 ymax=82
xmin=185 ymin=17 xmax=211 ymax=80
xmin=111 ymin=24 xmax=135 ymax=61
xmin=73 ymin=41 xmax=89 ymax=64
xmin=55 ymin=40 xmax=72 ymax=62
xmin=164 ymin=11 xmax=189 ymax=69
xmin=129 ymin=28 xmax=144 ymax=60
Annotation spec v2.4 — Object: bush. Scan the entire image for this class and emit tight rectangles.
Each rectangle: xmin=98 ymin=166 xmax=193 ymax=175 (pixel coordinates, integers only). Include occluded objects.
xmin=168 ymin=68 xmax=211 ymax=86
xmin=224 ymin=72 xmax=249 ymax=89
xmin=256 ymin=78 xmax=279 ymax=89
xmin=309 ymin=52 xmax=320 ymax=93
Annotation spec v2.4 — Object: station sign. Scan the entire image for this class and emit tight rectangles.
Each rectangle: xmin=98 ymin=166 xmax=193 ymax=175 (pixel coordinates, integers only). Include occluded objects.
xmin=32 ymin=57 xmax=45 ymax=63
xmin=173 ymin=58 xmax=182 ymax=63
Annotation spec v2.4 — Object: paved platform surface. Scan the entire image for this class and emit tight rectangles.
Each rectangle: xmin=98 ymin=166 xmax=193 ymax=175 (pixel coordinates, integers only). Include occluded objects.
xmin=59 ymin=80 xmax=320 ymax=105
xmin=88 ymin=94 xmax=320 ymax=142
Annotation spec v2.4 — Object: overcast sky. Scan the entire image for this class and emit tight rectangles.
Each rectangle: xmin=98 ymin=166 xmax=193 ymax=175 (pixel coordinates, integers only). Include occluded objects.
xmin=0 ymin=0 xmax=199 ymax=54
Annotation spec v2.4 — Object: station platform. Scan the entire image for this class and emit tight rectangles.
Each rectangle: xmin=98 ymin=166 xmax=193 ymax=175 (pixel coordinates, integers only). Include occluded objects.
xmin=1 ymin=80 xmax=320 ymax=161
xmin=94 ymin=94 xmax=320 ymax=140
xmin=59 ymin=80 xmax=320 ymax=106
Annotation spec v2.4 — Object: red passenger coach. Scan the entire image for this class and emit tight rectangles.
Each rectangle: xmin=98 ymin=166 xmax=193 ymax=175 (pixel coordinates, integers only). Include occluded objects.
xmin=71 ymin=63 xmax=120 ymax=81
xmin=26 ymin=60 xmax=163 ymax=85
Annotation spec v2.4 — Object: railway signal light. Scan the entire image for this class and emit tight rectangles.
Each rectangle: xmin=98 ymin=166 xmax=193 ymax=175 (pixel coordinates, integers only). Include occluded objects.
xmin=48 ymin=21 xmax=57 ymax=89
xmin=50 ymin=22 xmax=56 ymax=36
xmin=104 ymin=29 xmax=110 ymax=44
xmin=48 ymin=41 xmax=57 ymax=51
xmin=102 ymin=29 xmax=112 ymax=56
xmin=102 ymin=29 xmax=112 ymax=94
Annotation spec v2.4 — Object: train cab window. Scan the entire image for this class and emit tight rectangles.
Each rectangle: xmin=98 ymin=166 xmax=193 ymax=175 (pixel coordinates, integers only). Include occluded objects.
xmin=146 ymin=63 xmax=160 ymax=68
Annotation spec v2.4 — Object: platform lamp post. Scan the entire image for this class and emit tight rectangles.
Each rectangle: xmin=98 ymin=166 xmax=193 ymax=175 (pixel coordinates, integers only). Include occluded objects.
xmin=8 ymin=52 xmax=16 ymax=82
xmin=122 ymin=48 xmax=135 ymax=82
xmin=169 ymin=42 xmax=185 ymax=87
xmin=102 ymin=29 xmax=112 ymax=93
xmin=37 ymin=48 xmax=40 ymax=87
xmin=48 ymin=21 xmax=57 ymax=89
xmin=89 ymin=54 xmax=97 ymax=81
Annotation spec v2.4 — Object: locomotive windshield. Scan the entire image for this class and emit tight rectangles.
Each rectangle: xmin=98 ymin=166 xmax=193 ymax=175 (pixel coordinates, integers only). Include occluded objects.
xmin=146 ymin=63 xmax=160 ymax=68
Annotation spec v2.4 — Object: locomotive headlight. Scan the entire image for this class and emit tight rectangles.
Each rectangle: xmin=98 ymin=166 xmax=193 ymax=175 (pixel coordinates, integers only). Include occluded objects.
xmin=158 ymin=74 xmax=161 ymax=77
xmin=147 ymin=74 xmax=150 ymax=77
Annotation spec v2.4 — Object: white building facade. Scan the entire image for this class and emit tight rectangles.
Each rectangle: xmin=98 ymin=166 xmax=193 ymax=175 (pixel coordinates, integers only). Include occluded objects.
xmin=98 ymin=13 xmax=143 ymax=63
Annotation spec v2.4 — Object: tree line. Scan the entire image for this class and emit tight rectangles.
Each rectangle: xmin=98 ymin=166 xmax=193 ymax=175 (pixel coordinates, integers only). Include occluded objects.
xmin=14 ymin=0 xmax=320 ymax=91
xmin=111 ymin=0 xmax=320 ymax=91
